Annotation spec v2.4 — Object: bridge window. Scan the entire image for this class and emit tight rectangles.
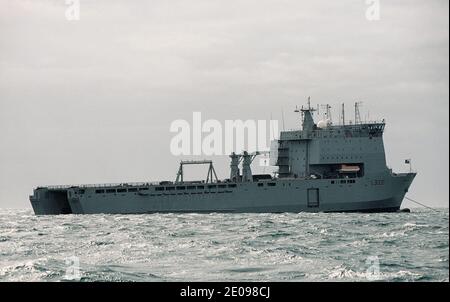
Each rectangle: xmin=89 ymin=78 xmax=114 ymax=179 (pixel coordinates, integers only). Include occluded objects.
xmin=95 ymin=189 xmax=105 ymax=194
xmin=228 ymin=184 xmax=237 ymax=188
xmin=267 ymin=183 xmax=276 ymax=187
xmin=166 ymin=186 xmax=175 ymax=191
xmin=106 ymin=189 xmax=115 ymax=193
xmin=197 ymin=185 xmax=205 ymax=189
xmin=187 ymin=186 xmax=196 ymax=190
xmin=218 ymin=184 xmax=227 ymax=189
xmin=117 ymin=189 xmax=127 ymax=193
xmin=176 ymin=186 xmax=186 ymax=190
xmin=128 ymin=188 xmax=138 ymax=192
xmin=208 ymin=185 xmax=217 ymax=189
xmin=258 ymin=183 xmax=263 ymax=187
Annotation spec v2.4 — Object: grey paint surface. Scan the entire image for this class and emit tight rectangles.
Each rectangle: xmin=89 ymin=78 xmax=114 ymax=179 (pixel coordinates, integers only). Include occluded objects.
xmin=29 ymin=106 xmax=416 ymax=214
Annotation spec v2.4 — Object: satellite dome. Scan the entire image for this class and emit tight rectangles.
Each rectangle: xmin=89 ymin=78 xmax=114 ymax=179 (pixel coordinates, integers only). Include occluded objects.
xmin=317 ymin=120 xmax=329 ymax=129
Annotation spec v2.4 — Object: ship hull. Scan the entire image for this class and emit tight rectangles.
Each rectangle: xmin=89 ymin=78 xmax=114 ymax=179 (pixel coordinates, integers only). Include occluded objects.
xmin=29 ymin=172 xmax=416 ymax=215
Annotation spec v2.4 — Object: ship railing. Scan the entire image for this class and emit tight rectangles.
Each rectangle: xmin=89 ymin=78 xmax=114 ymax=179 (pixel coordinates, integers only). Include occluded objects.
xmin=280 ymin=121 xmax=386 ymax=140
xmin=328 ymin=121 xmax=385 ymax=129
xmin=281 ymin=120 xmax=385 ymax=133
xmin=44 ymin=181 xmax=163 ymax=190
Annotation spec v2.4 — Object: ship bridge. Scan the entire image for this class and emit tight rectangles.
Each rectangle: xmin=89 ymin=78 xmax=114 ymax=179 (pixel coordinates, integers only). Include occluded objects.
xmin=275 ymin=100 xmax=388 ymax=179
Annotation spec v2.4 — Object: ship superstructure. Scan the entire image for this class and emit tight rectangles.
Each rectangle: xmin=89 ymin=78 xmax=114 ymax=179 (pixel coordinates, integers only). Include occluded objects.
xmin=29 ymin=100 xmax=416 ymax=214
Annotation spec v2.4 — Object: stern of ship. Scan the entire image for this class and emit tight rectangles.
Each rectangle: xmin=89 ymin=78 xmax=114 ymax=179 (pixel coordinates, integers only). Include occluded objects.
xmin=29 ymin=187 xmax=73 ymax=215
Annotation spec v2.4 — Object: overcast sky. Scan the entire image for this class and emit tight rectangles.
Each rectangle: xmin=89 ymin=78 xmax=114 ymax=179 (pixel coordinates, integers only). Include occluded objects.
xmin=0 ymin=0 xmax=448 ymax=208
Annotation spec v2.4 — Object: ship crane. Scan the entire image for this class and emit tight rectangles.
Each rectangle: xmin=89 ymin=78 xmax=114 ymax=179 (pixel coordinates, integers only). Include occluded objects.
xmin=230 ymin=151 xmax=270 ymax=182
xmin=175 ymin=160 xmax=218 ymax=184
xmin=229 ymin=152 xmax=243 ymax=182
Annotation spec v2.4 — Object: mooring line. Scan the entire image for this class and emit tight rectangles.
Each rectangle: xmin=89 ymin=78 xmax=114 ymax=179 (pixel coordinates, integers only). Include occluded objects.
xmin=405 ymin=196 xmax=439 ymax=212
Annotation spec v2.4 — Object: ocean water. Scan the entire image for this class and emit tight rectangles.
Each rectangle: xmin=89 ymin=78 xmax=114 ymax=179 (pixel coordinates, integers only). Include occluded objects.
xmin=0 ymin=208 xmax=448 ymax=282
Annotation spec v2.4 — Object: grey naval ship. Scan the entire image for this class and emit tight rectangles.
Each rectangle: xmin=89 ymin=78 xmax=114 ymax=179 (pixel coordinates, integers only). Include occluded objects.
xmin=30 ymin=101 xmax=416 ymax=214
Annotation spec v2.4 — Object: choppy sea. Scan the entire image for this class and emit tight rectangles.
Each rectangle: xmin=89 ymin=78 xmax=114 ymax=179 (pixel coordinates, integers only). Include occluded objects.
xmin=0 ymin=208 xmax=448 ymax=282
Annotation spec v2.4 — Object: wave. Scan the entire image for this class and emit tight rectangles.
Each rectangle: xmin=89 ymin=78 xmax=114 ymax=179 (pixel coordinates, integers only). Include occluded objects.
xmin=0 ymin=208 xmax=448 ymax=281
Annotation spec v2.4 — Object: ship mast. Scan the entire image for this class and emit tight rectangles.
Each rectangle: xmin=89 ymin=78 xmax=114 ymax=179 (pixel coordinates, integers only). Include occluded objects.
xmin=321 ymin=104 xmax=332 ymax=124
xmin=298 ymin=96 xmax=316 ymax=132
xmin=354 ymin=101 xmax=363 ymax=125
